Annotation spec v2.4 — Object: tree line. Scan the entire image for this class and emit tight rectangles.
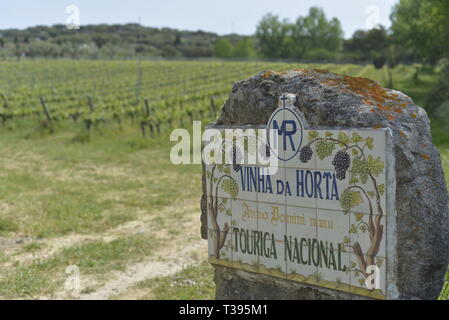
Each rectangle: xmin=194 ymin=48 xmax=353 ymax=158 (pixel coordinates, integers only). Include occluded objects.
xmin=0 ymin=1 xmax=447 ymax=69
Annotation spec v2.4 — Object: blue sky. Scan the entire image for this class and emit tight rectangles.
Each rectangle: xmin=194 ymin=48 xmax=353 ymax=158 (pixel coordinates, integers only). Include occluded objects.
xmin=0 ymin=0 xmax=398 ymax=38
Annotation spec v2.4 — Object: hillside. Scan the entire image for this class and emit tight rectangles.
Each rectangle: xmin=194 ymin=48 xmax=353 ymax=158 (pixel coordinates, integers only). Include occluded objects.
xmin=0 ymin=24 xmax=249 ymax=59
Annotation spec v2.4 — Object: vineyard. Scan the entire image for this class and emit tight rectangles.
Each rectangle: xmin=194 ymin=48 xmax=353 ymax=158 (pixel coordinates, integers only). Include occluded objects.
xmin=0 ymin=59 xmax=447 ymax=300
xmin=0 ymin=59 xmax=421 ymax=136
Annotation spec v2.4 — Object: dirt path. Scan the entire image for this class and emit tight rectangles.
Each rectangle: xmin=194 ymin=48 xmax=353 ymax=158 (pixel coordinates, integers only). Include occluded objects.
xmin=29 ymin=199 xmax=208 ymax=300
xmin=78 ymin=239 xmax=207 ymax=300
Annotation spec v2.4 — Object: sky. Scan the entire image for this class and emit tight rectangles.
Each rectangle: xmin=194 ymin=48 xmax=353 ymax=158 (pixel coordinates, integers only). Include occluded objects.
xmin=0 ymin=0 xmax=399 ymax=38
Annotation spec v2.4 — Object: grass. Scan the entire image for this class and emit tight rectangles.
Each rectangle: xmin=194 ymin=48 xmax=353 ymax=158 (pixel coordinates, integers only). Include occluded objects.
xmin=0 ymin=120 xmax=202 ymax=299
xmin=0 ymin=122 xmax=201 ymax=239
xmin=0 ymin=217 xmax=19 ymax=235
xmin=23 ymin=242 xmax=44 ymax=253
xmin=0 ymin=234 xmax=157 ymax=298
xmin=134 ymin=261 xmax=215 ymax=300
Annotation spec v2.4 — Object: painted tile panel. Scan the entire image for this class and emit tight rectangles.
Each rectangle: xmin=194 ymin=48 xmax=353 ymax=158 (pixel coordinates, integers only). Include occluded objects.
xmin=206 ymin=122 xmax=389 ymax=300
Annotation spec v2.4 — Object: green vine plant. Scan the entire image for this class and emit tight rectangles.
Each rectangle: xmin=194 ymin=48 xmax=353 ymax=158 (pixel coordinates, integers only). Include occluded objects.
xmin=299 ymin=130 xmax=385 ymax=286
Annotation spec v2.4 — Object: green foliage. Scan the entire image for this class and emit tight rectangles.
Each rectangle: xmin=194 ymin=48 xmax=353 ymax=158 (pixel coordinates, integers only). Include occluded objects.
xmin=343 ymin=26 xmax=391 ymax=64
xmin=391 ymin=0 xmax=449 ymax=64
xmin=0 ymin=217 xmax=19 ymax=235
xmin=233 ymin=38 xmax=256 ymax=58
xmin=255 ymin=13 xmax=290 ymax=59
xmin=256 ymin=7 xmax=344 ymax=60
xmin=303 ymin=48 xmax=336 ymax=61
xmin=0 ymin=24 xmax=249 ymax=59
xmin=426 ymin=64 xmax=449 ymax=116
xmin=291 ymin=7 xmax=343 ymax=59
xmin=214 ymin=39 xmax=233 ymax=58
xmin=214 ymin=38 xmax=255 ymax=59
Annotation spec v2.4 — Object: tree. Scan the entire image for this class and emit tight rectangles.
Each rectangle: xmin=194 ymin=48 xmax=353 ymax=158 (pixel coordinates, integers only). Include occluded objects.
xmin=344 ymin=26 xmax=390 ymax=63
xmin=214 ymin=39 xmax=233 ymax=58
xmin=391 ymin=0 xmax=449 ymax=64
xmin=233 ymin=38 xmax=256 ymax=58
xmin=255 ymin=13 xmax=290 ymax=59
xmin=291 ymin=7 xmax=343 ymax=59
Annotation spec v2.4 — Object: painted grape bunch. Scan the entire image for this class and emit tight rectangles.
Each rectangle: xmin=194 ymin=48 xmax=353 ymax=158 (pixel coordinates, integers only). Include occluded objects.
xmin=340 ymin=189 xmax=353 ymax=214
xmin=332 ymin=150 xmax=351 ymax=180
xmin=351 ymin=157 xmax=370 ymax=183
xmin=316 ymin=140 xmax=334 ymax=160
xmin=299 ymin=145 xmax=313 ymax=163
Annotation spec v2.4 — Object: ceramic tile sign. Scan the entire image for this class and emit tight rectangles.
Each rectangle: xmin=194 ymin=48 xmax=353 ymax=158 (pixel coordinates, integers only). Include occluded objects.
xmin=206 ymin=93 xmax=392 ymax=300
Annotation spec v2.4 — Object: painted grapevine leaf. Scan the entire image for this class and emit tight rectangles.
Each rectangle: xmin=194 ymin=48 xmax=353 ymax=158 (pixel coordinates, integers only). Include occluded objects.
xmin=359 ymin=224 xmax=368 ymax=233
xmin=221 ymin=178 xmax=239 ymax=199
xmin=378 ymin=184 xmax=385 ymax=196
xmin=308 ymin=130 xmax=319 ymax=142
xmin=349 ymin=224 xmax=358 ymax=234
xmin=351 ymin=157 xmax=369 ymax=184
xmin=350 ymin=176 xmax=359 ymax=185
xmin=325 ymin=131 xmax=333 ymax=137
xmin=350 ymin=191 xmax=364 ymax=208
xmin=367 ymin=155 xmax=384 ymax=177
xmin=365 ymin=137 xmax=374 ymax=150
xmin=376 ymin=258 xmax=384 ymax=268
xmin=351 ymin=132 xmax=363 ymax=143
xmin=223 ymin=166 xmax=231 ymax=176
xmin=338 ymin=132 xmax=350 ymax=145
xmin=355 ymin=213 xmax=364 ymax=222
